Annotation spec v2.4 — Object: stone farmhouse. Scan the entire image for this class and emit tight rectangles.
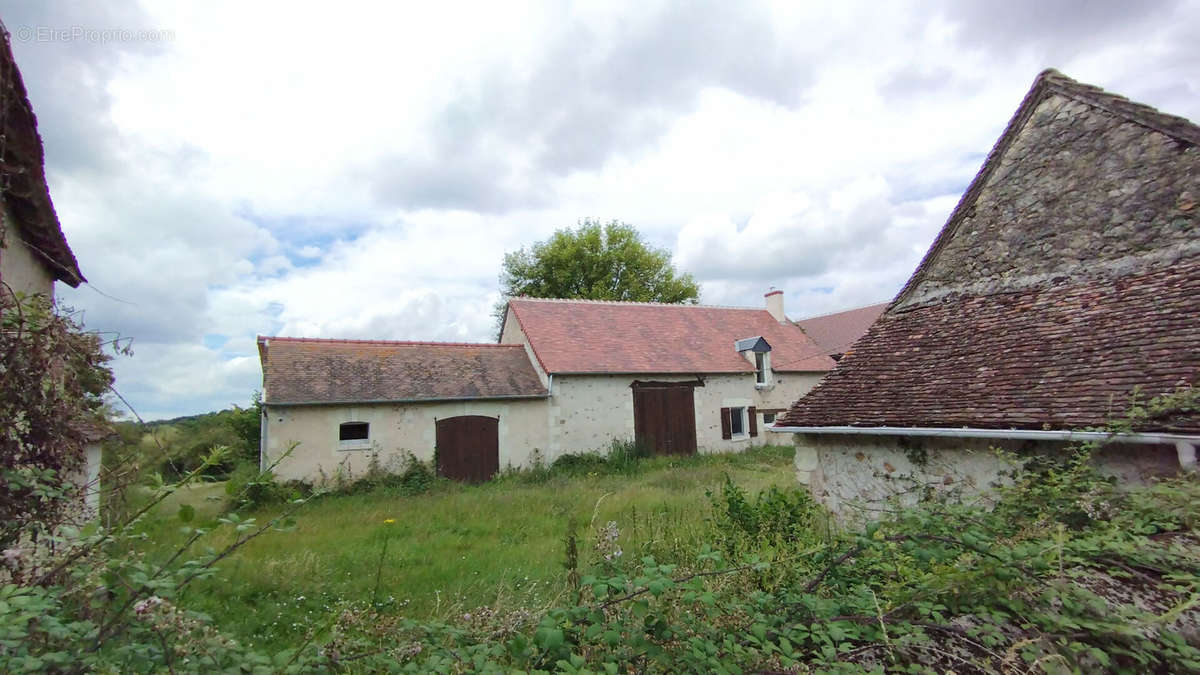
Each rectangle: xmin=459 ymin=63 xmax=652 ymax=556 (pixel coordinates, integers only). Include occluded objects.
xmin=772 ymin=69 xmax=1200 ymax=517
xmin=258 ymin=291 xmax=837 ymax=483
xmin=0 ymin=32 xmax=102 ymax=517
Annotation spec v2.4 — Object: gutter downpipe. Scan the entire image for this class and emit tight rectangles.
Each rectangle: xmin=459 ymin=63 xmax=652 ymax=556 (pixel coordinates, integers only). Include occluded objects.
xmin=259 ymin=406 xmax=268 ymax=472
xmin=769 ymin=425 xmax=1200 ymax=471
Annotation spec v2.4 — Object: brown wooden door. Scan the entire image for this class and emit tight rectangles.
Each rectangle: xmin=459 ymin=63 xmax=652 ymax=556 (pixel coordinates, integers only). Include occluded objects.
xmin=435 ymin=415 xmax=499 ymax=483
xmin=632 ymin=383 xmax=697 ymax=456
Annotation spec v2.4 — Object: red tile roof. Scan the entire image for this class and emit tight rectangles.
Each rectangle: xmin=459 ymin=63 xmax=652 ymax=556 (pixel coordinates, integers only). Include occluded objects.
xmin=506 ymin=298 xmax=834 ymax=374
xmin=779 ymin=261 xmax=1200 ymax=432
xmin=778 ymin=70 xmax=1200 ymax=434
xmin=795 ymin=303 xmax=888 ymax=358
xmin=258 ymin=337 xmax=548 ymax=405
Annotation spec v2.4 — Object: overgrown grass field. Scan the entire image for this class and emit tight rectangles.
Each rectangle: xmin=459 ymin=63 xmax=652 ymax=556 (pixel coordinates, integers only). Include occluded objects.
xmin=129 ymin=445 xmax=798 ymax=652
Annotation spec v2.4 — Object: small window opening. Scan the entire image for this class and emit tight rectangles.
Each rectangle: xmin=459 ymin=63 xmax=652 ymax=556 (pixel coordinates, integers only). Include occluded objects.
xmin=763 ymin=412 xmax=776 ymax=424
xmin=755 ymin=352 xmax=766 ymax=384
xmin=730 ymin=407 xmax=746 ymax=436
xmin=339 ymin=422 xmax=369 ymax=441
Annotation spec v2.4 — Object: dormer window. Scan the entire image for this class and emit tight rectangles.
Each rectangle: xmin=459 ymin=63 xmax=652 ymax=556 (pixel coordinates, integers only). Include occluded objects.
xmin=735 ymin=336 xmax=772 ymax=387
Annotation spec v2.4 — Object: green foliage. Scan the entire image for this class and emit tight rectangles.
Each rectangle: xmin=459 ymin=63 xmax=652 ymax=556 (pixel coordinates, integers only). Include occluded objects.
xmin=0 ymin=291 xmax=114 ymax=548
xmin=226 ymin=391 xmax=263 ymax=465
xmin=105 ymin=395 xmax=264 ymax=489
xmin=225 ymin=461 xmax=312 ymax=511
xmin=708 ymin=476 xmax=824 ymax=556
xmin=605 ymin=438 xmax=653 ymax=474
xmin=7 ymin=427 xmax=1198 ymax=672
xmin=495 ymin=219 xmax=700 ymax=329
xmin=320 ymin=450 xmax=438 ymax=498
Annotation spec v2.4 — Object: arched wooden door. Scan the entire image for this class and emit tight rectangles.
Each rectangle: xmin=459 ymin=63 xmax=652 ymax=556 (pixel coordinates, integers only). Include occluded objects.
xmin=435 ymin=415 xmax=499 ymax=483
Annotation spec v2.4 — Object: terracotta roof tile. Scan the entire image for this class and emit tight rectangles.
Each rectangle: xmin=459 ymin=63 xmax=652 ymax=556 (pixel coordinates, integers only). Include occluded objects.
xmin=507 ymin=298 xmax=834 ymax=374
xmin=258 ymin=337 xmax=547 ymax=405
xmin=778 ymin=70 xmax=1200 ymax=434
xmin=795 ymin=303 xmax=888 ymax=357
xmin=778 ymin=262 xmax=1200 ymax=432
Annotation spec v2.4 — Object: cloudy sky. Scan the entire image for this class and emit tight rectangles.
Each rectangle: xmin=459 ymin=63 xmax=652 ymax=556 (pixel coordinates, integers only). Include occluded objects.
xmin=4 ymin=1 xmax=1198 ymax=419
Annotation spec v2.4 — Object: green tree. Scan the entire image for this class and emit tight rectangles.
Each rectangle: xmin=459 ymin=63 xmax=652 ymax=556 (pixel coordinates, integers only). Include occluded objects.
xmin=496 ymin=219 xmax=699 ymax=329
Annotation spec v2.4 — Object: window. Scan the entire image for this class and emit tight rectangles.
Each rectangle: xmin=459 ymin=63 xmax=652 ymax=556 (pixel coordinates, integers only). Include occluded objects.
xmin=763 ymin=412 xmax=776 ymax=424
xmin=721 ymin=406 xmax=757 ymax=440
xmin=755 ymin=352 xmax=766 ymax=384
xmin=729 ymin=406 xmax=746 ymax=436
xmin=339 ymin=421 xmax=370 ymax=450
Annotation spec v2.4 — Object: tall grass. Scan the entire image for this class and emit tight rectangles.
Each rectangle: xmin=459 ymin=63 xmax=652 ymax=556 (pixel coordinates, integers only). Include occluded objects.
xmin=127 ymin=445 xmax=797 ymax=651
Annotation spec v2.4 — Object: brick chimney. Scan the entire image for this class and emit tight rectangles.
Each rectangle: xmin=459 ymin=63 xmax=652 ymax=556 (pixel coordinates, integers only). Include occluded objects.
xmin=765 ymin=289 xmax=785 ymax=323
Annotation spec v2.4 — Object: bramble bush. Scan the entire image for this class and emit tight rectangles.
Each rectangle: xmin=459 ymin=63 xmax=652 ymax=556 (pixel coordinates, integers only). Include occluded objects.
xmin=3 ymin=359 xmax=1198 ymax=672
xmin=1 ymin=290 xmax=113 ymax=548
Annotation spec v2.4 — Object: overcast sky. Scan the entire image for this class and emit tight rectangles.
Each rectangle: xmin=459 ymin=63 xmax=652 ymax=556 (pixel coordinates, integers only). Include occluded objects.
xmin=4 ymin=0 xmax=1198 ymax=419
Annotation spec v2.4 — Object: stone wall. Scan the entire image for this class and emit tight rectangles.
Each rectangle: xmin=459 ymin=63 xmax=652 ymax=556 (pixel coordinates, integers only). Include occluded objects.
xmin=901 ymin=93 xmax=1199 ymax=310
xmin=793 ymin=433 xmax=1184 ymax=521
xmin=549 ymin=371 xmax=822 ymax=459
xmin=264 ymin=398 xmax=551 ymax=483
xmin=267 ymin=370 xmax=824 ymax=482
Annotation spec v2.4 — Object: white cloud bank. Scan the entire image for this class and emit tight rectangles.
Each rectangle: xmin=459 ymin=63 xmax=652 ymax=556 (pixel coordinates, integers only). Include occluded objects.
xmin=5 ymin=0 xmax=1196 ymax=417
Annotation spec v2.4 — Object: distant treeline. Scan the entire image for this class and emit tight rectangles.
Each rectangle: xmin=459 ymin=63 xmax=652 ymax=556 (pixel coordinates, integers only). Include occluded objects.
xmin=107 ymin=394 xmax=261 ymax=482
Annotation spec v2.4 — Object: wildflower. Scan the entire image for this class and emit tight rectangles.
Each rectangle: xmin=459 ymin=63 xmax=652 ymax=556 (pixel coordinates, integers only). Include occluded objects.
xmin=383 ymin=518 xmax=396 ymax=524
xmin=134 ymin=596 xmax=165 ymax=618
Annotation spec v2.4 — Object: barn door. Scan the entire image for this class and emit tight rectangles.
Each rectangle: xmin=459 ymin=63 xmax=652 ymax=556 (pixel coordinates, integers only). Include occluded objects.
xmin=631 ymin=382 xmax=697 ymax=456
xmin=435 ymin=415 xmax=499 ymax=483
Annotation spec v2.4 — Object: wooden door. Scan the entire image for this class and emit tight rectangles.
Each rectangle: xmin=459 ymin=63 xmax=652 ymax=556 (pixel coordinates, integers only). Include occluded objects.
xmin=435 ymin=415 xmax=499 ymax=483
xmin=632 ymin=382 xmax=697 ymax=456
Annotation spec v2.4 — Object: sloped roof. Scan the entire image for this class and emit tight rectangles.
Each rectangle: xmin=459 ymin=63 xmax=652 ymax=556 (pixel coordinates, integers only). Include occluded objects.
xmin=258 ymin=337 xmax=548 ymax=405
xmin=779 ymin=69 xmax=1200 ymax=433
xmin=0 ymin=27 xmax=83 ymax=286
xmin=505 ymin=298 xmax=834 ymax=374
xmin=795 ymin=302 xmax=888 ymax=357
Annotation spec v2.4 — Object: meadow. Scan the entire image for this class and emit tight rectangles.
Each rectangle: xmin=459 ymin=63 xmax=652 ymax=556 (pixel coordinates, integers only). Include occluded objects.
xmin=129 ymin=445 xmax=800 ymax=652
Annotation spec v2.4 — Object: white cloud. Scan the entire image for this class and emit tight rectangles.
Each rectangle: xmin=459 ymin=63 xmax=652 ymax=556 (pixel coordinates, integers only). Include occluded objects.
xmin=13 ymin=0 xmax=1199 ymax=417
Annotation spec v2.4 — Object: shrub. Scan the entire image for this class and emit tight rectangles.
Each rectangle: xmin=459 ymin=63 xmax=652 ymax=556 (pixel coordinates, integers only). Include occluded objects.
xmin=550 ymin=451 xmax=608 ymax=475
xmin=224 ymin=461 xmax=311 ymax=511
xmin=708 ymin=476 xmax=824 ymax=557
xmin=606 ymin=438 xmax=651 ymax=474
xmin=0 ymin=292 xmax=114 ymax=548
xmin=387 ymin=453 xmax=436 ymax=496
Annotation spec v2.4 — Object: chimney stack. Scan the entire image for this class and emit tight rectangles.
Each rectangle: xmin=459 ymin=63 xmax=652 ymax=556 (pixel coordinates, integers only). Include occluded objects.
xmin=765 ymin=289 xmax=785 ymax=323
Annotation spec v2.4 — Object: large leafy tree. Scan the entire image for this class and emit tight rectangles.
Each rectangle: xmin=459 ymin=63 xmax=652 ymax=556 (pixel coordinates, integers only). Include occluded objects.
xmin=496 ymin=219 xmax=699 ymax=328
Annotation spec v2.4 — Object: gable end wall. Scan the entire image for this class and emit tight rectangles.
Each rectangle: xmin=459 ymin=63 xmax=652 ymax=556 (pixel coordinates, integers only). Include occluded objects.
xmin=900 ymin=93 xmax=1199 ymax=310
xmin=0 ymin=216 xmax=55 ymax=298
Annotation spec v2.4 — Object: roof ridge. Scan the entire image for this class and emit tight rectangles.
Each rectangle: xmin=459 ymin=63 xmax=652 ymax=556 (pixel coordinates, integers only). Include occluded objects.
xmin=257 ymin=335 xmax=522 ymax=348
xmin=795 ymin=301 xmax=890 ymax=322
xmin=509 ymin=296 xmax=764 ymax=311
xmin=1037 ymin=68 xmax=1200 ymax=146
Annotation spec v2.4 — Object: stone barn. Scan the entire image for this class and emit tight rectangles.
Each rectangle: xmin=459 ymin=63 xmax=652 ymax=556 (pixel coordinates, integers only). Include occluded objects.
xmin=771 ymin=69 xmax=1200 ymax=517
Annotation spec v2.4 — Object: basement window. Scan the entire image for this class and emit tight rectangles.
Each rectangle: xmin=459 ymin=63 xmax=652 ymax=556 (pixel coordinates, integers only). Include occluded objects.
xmin=338 ymin=422 xmax=370 ymax=450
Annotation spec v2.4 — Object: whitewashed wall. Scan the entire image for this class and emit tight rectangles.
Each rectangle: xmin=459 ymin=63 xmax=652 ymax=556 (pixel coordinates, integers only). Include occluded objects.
xmin=548 ymin=372 xmax=822 ymax=459
xmin=264 ymin=398 xmax=550 ymax=483
xmin=790 ymin=433 xmax=1184 ymax=521
xmin=0 ymin=219 xmax=55 ymax=298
